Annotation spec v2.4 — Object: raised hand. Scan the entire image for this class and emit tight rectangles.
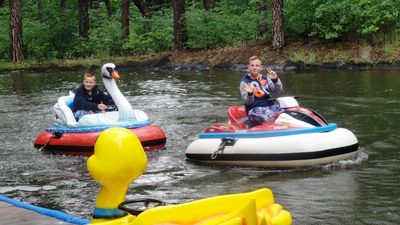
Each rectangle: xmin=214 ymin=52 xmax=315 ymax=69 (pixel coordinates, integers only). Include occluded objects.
xmin=266 ymin=67 xmax=277 ymax=80
xmin=243 ymin=83 xmax=254 ymax=93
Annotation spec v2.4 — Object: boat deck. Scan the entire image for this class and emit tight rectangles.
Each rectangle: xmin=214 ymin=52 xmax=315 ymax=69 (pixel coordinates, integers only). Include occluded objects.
xmin=0 ymin=198 xmax=89 ymax=225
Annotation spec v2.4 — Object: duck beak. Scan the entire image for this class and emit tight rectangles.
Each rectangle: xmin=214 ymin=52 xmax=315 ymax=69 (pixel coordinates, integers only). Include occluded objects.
xmin=111 ymin=70 xmax=120 ymax=80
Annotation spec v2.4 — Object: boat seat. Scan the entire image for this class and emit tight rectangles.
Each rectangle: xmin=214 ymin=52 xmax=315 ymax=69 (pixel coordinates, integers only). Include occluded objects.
xmin=227 ymin=106 xmax=248 ymax=129
xmin=53 ymin=91 xmax=79 ymax=127
xmin=65 ymin=97 xmax=73 ymax=109
xmin=228 ymin=106 xmax=285 ymax=129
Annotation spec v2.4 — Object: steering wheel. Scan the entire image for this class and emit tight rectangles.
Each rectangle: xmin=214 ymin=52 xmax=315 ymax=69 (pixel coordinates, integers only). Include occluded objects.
xmin=105 ymin=105 xmax=118 ymax=111
xmin=118 ymin=198 xmax=166 ymax=216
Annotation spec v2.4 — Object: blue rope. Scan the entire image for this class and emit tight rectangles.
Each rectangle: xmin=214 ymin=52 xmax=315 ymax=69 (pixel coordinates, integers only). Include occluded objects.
xmin=0 ymin=195 xmax=90 ymax=225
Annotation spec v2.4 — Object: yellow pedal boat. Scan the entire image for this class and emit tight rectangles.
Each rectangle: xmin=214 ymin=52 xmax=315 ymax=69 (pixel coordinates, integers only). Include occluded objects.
xmin=87 ymin=127 xmax=292 ymax=225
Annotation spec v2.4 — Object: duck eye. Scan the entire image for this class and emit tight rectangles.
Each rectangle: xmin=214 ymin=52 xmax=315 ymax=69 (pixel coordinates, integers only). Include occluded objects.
xmin=106 ymin=67 xmax=113 ymax=73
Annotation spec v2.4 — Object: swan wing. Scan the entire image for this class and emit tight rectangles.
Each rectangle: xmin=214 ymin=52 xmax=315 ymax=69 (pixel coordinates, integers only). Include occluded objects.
xmin=53 ymin=92 xmax=78 ymax=127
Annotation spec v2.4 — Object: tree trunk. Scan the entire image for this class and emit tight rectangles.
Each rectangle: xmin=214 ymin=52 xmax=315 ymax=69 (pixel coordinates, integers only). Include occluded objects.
xmin=104 ymin=0 xmax=112 ymax=17
xmin=203 ymin=0 xmax=214 ymax=11
xmin=133 ymin=0 xmax=146 ymax=16
xmin=9 ymin=0 xmax=24 ymax=62
xmin=271 ymin=0 xmax=285 ymax=51
xmin=60 ymin=0 xmax=66 ymax=11
xmin=37 ymin=0 xmax=43 ymax=21
xmin=121 ymin=0 xmax=129 ymax=41
xmin=92 ymin=0 xmax=99 ymax=9
xmin=133 ymin=0 xmax=152 ymax=32
xmin=78 ymin=0 xmax=89 ymax=39
xmin=173 ymin=0 xmax=187 ymax=50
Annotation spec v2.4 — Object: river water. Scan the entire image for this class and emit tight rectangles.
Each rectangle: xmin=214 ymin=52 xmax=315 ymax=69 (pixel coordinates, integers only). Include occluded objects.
xmin=0 ymin=68 xmax=399 ymax=224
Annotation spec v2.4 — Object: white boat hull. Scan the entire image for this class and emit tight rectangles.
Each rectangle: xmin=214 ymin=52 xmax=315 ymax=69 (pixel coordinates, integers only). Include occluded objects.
xmin=185 ymin=127 xmax=358 ymax=168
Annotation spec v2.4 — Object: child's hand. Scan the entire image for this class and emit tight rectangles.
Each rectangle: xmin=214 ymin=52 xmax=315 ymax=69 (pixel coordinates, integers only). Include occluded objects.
xmin=243 ymin=83 xmax=254 ymax=93
xmin=266 ymin=67 xmax=277 ymax=79
xmin=98 ymin=103 xmax=107 ymax=111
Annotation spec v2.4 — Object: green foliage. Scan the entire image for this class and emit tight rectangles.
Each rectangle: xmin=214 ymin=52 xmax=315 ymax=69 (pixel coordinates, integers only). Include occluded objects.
xmin=123 ymin=9 xmax=173 ymax=53
xmin=22 ymin=1 xmax=79 ymax=60
xmin=322 ymin=49 xmax=349 ymax=64
xmin=284 ymin=0 xmax=315 ymax=39
xmin=71 ymin=7 xmax=124 ymax=57
xmin=285 ymin=0 xmax=400 ymax=41
xmin=0 ymin=7 xmax=9 ymax=60
xmin=1 ymin=0 xmax=400 ymax=62
xmin=185 ymin=4 xmax=259 ymax=49
xmin=289 ymin=51 xmax=317 ymax=64
xmin=123 ymin=29 xmax=173 ymax=53
xmin=358 ymin=0 xmax=398 ymax=35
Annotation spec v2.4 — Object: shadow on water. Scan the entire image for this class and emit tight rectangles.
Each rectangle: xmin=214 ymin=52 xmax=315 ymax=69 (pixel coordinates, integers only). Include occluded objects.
xmin=0 ymin=69 xmax=399 ymax=224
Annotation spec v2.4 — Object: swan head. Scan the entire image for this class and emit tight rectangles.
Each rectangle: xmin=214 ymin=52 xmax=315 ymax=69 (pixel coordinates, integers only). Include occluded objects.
xmin=101 ymin=63 xmax=120 ymax=81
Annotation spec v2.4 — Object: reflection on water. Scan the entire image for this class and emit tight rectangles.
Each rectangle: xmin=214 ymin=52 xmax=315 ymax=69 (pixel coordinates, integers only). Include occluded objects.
xmin=1 ymin=69 xmax=400 ymax=224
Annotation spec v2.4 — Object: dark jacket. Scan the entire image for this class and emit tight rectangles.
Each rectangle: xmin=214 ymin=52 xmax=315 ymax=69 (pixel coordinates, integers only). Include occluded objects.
xmin=72 ymin=85 xmax=114 ymax=113
xmin=239 ymin=73 xmax=283 ymax=112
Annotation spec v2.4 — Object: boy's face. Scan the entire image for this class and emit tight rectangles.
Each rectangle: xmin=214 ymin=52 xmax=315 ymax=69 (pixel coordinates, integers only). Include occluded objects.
xmin=83 ymin=77 xmax=96 ymax=92
xmin=248 ymin=59 xmax=263 ymax=77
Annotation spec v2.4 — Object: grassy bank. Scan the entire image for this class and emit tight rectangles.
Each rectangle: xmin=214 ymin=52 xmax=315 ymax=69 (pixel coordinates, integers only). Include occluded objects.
xmin=1 ymin=42 xmax=400 ymax=72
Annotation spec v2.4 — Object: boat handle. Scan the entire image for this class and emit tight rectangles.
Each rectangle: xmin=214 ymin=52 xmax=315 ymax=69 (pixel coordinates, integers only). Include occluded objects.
xmin=211 ymin=137 xmax=236 ymax=160
xmin=38 ymin=132 xmax=63 ymax=151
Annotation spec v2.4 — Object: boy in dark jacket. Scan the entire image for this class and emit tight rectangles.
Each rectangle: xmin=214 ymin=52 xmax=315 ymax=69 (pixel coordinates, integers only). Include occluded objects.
xmin=239 ymin=55 xmax=283 ymax=125
xmin=72 ymin=72 xmax=114 ymax=121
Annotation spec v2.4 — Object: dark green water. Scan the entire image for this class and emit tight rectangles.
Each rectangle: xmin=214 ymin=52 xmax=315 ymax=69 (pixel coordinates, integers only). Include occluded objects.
xmin=0 ymin=68 xmax=399 ymax=224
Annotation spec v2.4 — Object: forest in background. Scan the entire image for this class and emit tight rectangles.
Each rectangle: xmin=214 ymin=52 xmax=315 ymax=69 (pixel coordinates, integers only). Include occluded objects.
xmin=1 ymin=0 xmax=399 ymax=68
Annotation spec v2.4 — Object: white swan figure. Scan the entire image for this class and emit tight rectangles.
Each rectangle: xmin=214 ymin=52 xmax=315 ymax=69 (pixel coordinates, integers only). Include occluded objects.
xmin=53 ymin=63 xmax=149 ymax=127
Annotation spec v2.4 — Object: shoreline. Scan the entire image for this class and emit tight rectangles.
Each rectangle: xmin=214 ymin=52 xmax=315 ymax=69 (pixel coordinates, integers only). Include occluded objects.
xmin=2 ymin=42 xmax=400 ymax=73
xmin=3 ymin=57 xmax=399 ymax=74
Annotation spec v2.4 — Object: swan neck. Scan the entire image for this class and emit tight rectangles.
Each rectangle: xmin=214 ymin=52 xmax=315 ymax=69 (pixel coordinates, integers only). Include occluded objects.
xmin=102 ymin=77 xmax=134 ymax=120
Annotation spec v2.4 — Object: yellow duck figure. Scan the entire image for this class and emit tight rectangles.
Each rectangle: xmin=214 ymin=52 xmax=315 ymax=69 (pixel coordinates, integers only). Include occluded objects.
xmin=87 ymin=127 xmax=292 ymax=225
xmin=87 ymin=127 xmax=146 ymax=224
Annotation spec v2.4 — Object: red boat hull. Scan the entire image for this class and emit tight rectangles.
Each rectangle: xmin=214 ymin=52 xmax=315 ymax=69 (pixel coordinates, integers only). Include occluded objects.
xmin=34 ymin=125 xmax=166 ymax=156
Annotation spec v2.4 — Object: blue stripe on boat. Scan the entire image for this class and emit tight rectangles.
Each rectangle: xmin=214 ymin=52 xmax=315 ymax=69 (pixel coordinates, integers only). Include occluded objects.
xmin=199 ymin=123 xmax=337 ymax=139
xmin=45 ymin=120 xmax=151 ymax=133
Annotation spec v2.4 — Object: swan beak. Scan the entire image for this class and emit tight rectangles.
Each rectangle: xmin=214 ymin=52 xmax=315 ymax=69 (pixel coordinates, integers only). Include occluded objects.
xmin=111 ymin=70 xmax=120 ymax=80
